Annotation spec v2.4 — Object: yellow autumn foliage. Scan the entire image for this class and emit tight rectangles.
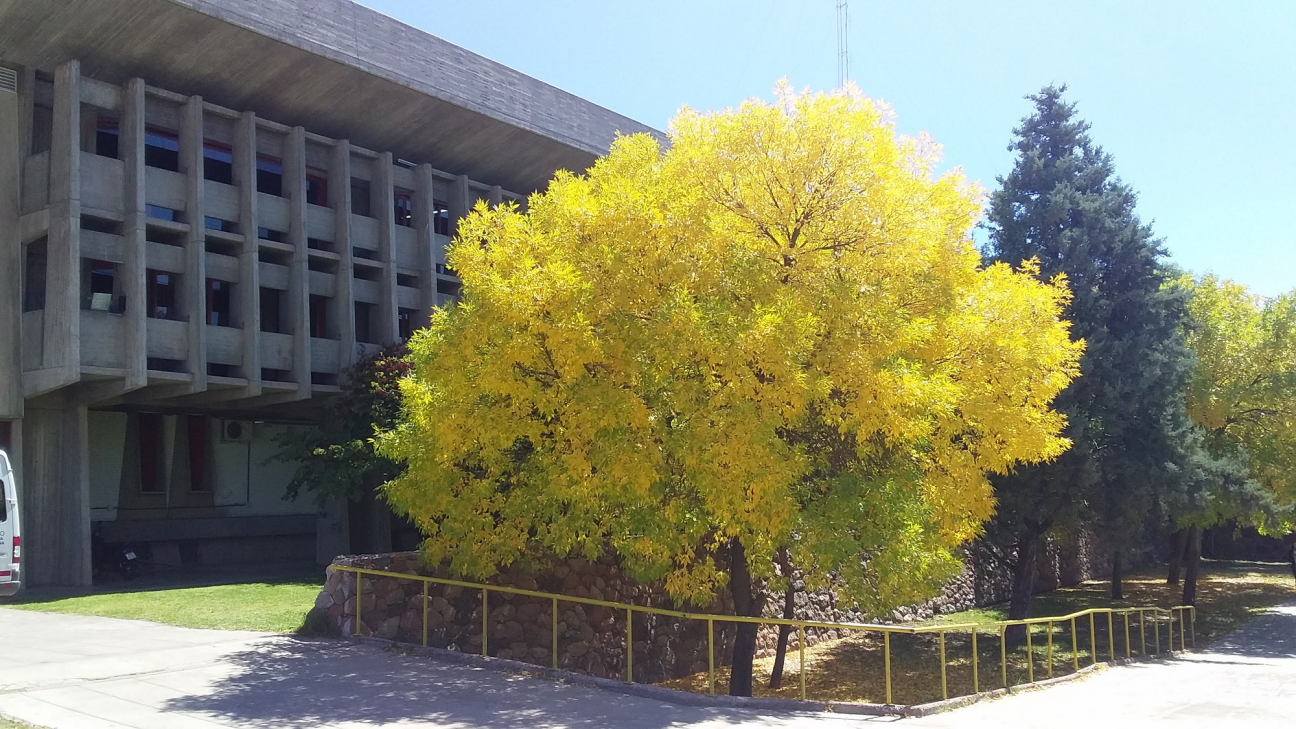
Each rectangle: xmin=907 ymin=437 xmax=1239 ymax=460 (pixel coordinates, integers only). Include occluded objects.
xmin=379 ymin=83 xmax=1084 ymax=612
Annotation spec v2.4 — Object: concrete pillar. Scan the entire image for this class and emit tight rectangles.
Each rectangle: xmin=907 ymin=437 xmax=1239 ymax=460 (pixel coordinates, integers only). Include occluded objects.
xmin=374 ymin=153 xmax=398 ymax=344
xmin=413 ymin=164 xmax=437 ymax=328
xmin=121 ymin=79 xmax=147 ymax=391
xmin=0 ymin=66 xmax=23 ymax=418
xmin=284 ymin=127 xmax=310 ymax=395
xmin=234 ymin=112 xmax=262 ymax=396
xmin=42 ymin=60 xmax=82 ymax=386
xmin=315 ymin=498 xmax=350 ymax=565
xmin=449 ymin=174 xmax=471 ymax=238
xmin=180 ymin=96 xmax=207 ymax=392
xmin=488 ymin=184 xmax=502 ymax=208
xmin=21 ymin=403 xmax=92 ymax=586
xmin=329 ymin=141 xmax=356 ymax=365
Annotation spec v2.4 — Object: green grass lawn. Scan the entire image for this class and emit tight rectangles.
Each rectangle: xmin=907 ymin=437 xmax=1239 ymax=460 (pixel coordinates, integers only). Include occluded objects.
xmin=7 ymin=579 xmax=324 ymax=633
xmin=0 ymin=716 xmax=44 ymax=729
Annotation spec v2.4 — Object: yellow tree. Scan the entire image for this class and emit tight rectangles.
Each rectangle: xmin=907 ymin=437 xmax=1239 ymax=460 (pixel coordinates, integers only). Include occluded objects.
xmin=1183 ymin=275 xmax=1296 ymax=515
xmin=379 ymin=83 xmax=1083 ymax=695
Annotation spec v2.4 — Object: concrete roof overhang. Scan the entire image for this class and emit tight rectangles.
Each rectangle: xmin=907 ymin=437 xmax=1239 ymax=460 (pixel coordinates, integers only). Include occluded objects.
xmin=0 ymin=0 xmax=662 ymax=193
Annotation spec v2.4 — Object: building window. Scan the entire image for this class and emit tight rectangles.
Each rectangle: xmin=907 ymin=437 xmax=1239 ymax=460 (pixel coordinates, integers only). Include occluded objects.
xmin=84 ymin=259 xmax=122 ymax=313
xmin=147 ymin=270 xmax=179 ymax=320
xmin=146 ymin=205 xmax=180 ymax=223
xmin=354 ymin=301 xmax=374 ymax=344
xmin=144 ymin=127 xmax=179 ymax=171
xmin=306 ymin=169 xmax=329 ymax=206
xmin=437 ymin=278 xmax=462 ymax=297
xmin=188 ymin=415 xmax=209 ymax=493
xmin=257 ymin=155 xmax=283 ymax=197
xmin=309 ymin=295 xmax=329 ymax=338
xmin=260 ymin=287 xmax=283 ymax=333
xmin=31 ymin=104 xmax=53 ymax=155
xmin=138 ymin=413 xmax=165 ymax=494
xmin=396 ymin=273 xmax=418 ymax=288
xmin=205 ymin=216 xmax=239 ymax=234
xmin=398 ymin=307 xmax=415 ymax=341
xmin=96 ymin=116 xmax=119 ymax=159
xmin=394 ymin=188 xmax=413 ymax=227
xmin=432 ymin=200 xmax=451 ymax=236
xmin=203 ymin=141 xmax=233 ymax=184
xmin=23 ymin=238 xmax=47 ymax=312
xmin=206 ymin=279 xmax=233 ymax=327
xmin=258 ymin=227 xmax=287 ymax=243
xmin=350 ymin=178 xmax=372 ymax=217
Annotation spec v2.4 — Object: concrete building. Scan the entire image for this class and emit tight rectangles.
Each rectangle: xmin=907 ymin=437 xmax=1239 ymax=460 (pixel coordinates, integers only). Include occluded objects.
xmin=0 ymin=0 xmax=657 ymax=587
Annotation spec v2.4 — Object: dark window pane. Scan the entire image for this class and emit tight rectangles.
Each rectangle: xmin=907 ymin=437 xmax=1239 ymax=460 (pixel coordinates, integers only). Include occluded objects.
xmin=144 ymin=128 xmax=179 ymax=171
xmin=23 ymin=238 xmax=47 ymax=312
xmin=96 ymin=117 xmax=119 ymax=159
xmin=206 ymin=279 xmax=233 ymax=327
xmin=394 ymin=189 xmax=413 ymax=227
xmin=257 ymin=155 xmax=283 ymax=197
xmin=309 ymin=295 xmax=328 ymax=338
xmin=203 ymin=142 xmax=233 ymax=184
xmin=139 ymin=413 xmax=164 ymax=493
xmin=350 ymin=178 xmax=371 ymax=217
xmin=260 ymin=287 xmax=282 ymax=333
xmin=306 ymin=171 xmax=329 ymax=206
xmin=432 ymin=200 xmax=451 ymax=236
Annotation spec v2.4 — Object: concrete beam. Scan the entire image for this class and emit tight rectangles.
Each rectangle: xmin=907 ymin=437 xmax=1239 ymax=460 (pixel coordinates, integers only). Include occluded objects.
xmin=121 ymin=78 xmax=148 ymax=392
xmin=235 ymin=112 xmax=262 ymax=397
xmin=43 ymin=60 xmax=82 ymax=387
xmin=180 ymin=95 xmax=208 ymax=393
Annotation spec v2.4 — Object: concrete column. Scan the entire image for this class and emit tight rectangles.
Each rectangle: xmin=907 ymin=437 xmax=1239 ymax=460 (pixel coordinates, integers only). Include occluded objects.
xmin=413 ymin=164 xmax=437 ymax=329
xmin=180 ymin=96 xmax=207 ymax=392
xmin=21 ymin=403 xmax=92 ymax=586
xmin=449 ymin=174 xmax=471 ymax=237
xmin=121 ymin=79 xmax=147 ymax=391
xmin=284 ymin=127 xmax=309 ymax=397
xmin=329 ymin=141 xmax=356 ymax=365
xmin=315 ymin=498 xmax=350 ymax=565
xmin=234 ymin=113 xmax=261 ymax=396
xmin=0 ymin=66 xmax=23 ymax=418
xmin=374 ymin=153 xmax=398 ymax=344
xmin=42 ymin=60 xmax=82 ymax=386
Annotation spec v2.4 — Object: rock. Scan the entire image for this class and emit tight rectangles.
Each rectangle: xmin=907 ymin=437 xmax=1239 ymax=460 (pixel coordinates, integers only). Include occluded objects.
xmin=315 ymin=591 xmax=334 ymax=610
xmin=567 ymin=641 xmax=589 ymax=657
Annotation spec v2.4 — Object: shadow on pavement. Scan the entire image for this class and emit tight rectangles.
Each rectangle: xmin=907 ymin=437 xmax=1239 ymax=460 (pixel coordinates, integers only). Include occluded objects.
xmin=1200 ymin=603 xmax=1296 ymax=660
xmin=163 ymin=638 xmax=878 ymax=728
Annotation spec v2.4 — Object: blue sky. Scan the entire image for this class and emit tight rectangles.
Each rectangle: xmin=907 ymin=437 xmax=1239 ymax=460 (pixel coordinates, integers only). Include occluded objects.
xmin=361 ymin=1 xmax=1294 ymax=297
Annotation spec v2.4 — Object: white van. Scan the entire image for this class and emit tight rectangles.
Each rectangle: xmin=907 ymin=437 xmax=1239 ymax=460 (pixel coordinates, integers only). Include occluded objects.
xmin=0 ymin=450 xmax=20 ymax=597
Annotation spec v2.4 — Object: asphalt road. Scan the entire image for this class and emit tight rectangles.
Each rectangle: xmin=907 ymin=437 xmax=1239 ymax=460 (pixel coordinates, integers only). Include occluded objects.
xmin=0 ymin=600 xmax=1292 ymax=728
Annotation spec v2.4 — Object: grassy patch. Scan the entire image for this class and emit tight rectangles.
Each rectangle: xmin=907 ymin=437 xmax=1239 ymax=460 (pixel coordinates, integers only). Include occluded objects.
xmin=9 ymin=579 xmax=324 ymax=634
xmin=0 ymin=716 xmax=45 ymax=729
xmin=658 ymin=560 xmax=1295 ymax=705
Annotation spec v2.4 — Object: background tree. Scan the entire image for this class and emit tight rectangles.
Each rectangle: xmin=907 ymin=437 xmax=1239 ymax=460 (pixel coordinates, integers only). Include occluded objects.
xmin=379 ymin=83 xmax=1082 ymax=696
xmin=274 ymin=343 xmax=411 ymax=505
xmin=981 ymin=85 xmax=1197 ymax=615
xmin=1174 ymin=275 xmax=1296 ymax=602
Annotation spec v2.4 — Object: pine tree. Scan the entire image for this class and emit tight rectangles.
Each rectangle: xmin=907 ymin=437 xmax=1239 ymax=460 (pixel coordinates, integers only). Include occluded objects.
xmin=982 ymin=86 xmax=1197 ymax=617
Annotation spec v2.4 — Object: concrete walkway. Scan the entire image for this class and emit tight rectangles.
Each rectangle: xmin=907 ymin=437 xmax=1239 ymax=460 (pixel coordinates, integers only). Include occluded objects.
xmin=0 ymin=601 xmax=1293 ymax=728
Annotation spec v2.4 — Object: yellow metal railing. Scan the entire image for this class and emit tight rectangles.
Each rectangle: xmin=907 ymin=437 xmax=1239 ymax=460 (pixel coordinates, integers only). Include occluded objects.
xmin=333 ymin=565 xmax=1196 ymax=705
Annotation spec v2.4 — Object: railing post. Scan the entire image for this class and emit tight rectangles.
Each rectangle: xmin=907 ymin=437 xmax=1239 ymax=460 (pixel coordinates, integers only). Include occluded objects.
xmin=885 ymin=630 xmax=893 ymax=704
xmin=799 ymin=624 xmax=806 ymax=701
xmin=1000 ymin=625 xmax=1008 ymax=689
xmin=1124 ymin=612 xmax=1130 ymax=659
xmin=1107 ymin=611 xmax=1115 ymax=662
xmin=626 ymin=607 xmax=633 ymax=683
xmin=1089 ymin=613 xmax=1097 ymax=665
xmin=355 ymin=571 xmax=362 ymax=636
xmin=707 ymin=618 xmax=715 ymax=696
xmin=1071 ymin=617 xmax=1079 ymax=673
xmin=1154 ymin=611 xmax=1161 ymax=654
xmin=1046 ymin=620 xmax=1054 ymax=678
xmin=939 ymin=631 xmax=948 ymax=700
xmin=1025 ymin=623 xmax=1034 ymax=683
xmin=421 ymin=580 xmax=429 ymax=647
xmin=481 ymin=588 xmax=489 ymax=658
xmin=972 ymin=628 xmax=979 ymax=694
xmin=552 ymin=597 xmax=559 ymax=670
xmin=1190 ymin=607 xmax=1196 ymax=648
xmin=1139 ymin=610 xmax=1146 ymax=655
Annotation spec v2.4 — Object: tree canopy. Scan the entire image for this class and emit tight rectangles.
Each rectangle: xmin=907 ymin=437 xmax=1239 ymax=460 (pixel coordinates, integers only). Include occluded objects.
xmin=377 ymin=83 xmax=1082 ymax=693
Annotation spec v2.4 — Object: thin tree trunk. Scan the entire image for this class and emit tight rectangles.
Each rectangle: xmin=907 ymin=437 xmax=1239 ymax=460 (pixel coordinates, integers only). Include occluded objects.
xmin=728 ymin=538 xmax=759 ymax=697
xmin=768 ymin=580 xmax=796 ymax=689
xmin=1006 ymin=534 xmax=1040 ymax=643
xmin=1182 ymin=526 xmax=1202 ymax=606
xmin=1166 ymin=529 xmax=1188 ymax=585
xmin=1110 ymin=550 xmax=1123 ymax=600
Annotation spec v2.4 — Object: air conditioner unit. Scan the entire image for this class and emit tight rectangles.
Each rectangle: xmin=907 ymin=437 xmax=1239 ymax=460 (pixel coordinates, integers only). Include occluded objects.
xmin=220 ymin=420 xmax=252 ymax=443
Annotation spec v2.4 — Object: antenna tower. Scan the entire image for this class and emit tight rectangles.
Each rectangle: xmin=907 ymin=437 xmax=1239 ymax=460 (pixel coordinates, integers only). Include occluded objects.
xmin=836 ymin=0 xmax=850 ymax=87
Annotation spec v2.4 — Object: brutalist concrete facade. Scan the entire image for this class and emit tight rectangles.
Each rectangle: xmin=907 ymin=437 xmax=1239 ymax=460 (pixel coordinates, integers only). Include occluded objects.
xmin=0 ymin=0 xmax=658 ymax=587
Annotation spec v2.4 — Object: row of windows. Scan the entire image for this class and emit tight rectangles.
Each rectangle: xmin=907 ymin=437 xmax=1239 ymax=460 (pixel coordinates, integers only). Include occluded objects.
xmin=95 ymin=117 xmax=451 ymax=233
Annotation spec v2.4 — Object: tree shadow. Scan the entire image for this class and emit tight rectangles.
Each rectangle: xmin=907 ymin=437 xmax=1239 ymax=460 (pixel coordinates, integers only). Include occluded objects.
xmin=163 ymin=638 xmax=868 ymax=728
xmin=1197 ymin=602 xmax=1296 ymax=661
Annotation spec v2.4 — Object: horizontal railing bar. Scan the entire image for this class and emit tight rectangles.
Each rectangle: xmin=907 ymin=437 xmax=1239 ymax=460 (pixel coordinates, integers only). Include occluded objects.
xmin=334 ymin=565 xmax=1193 ymax=636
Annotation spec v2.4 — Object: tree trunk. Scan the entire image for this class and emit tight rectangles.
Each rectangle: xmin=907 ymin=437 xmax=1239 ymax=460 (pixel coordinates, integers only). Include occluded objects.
xmin=767 ymin=581 xmax=796 ymax=689
xmin=728 ymin=538 xmax=759 ymax=697
xmin=1006 ymin=534 xmax=1040 ymax=643
xmin=1182 ymin=526 xmax=1201 ymax=606
xmin=1166 ymin=529 xmax=1188 ymax=585
xmin=1110 ymin=550 xmax=1123 ymax=600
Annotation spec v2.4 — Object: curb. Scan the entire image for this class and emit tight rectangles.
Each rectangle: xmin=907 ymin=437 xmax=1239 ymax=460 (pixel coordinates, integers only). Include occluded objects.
xmin=349 ymin=634 xmax=1187 ymax=719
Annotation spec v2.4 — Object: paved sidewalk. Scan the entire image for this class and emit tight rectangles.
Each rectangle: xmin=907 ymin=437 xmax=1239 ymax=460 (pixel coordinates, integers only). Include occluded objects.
xmin=0 ymin=601 xmax=1293 ymax=728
